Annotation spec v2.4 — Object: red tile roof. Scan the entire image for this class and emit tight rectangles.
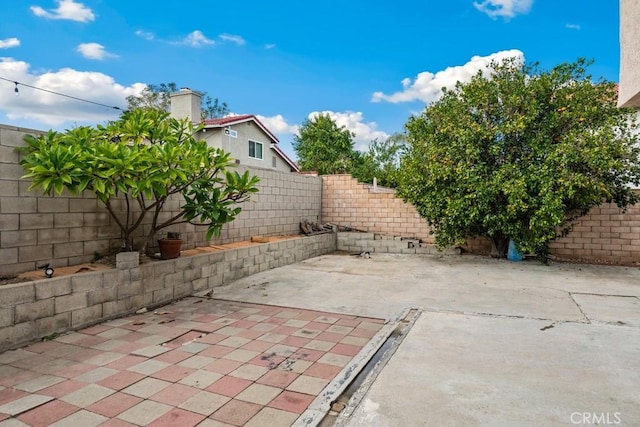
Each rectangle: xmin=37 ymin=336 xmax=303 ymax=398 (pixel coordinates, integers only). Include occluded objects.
xmin=204 ymin=114 xmax=253 ymax=126
xmin=203 ymin=114 xmax=278 ymax=143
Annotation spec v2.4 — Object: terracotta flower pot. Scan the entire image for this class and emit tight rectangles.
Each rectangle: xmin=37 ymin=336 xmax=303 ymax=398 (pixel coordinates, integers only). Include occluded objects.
xmin=158 ymin=238 xmax=183 ymax=260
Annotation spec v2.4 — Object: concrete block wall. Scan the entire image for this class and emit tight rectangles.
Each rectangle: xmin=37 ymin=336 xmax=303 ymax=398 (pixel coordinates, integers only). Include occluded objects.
xmin=337 ymin=232 xmax=460 ymax=255
xmin=549 ymin=201 xmax=640 ymax=264
xmin=323 ymin=174 xmax=639 ymax=265
xmin=321 ymin=175 xmax=434 ymax=242
xmin=210 ymin=165 xmax=322 ymax=245
xmin=0 ymin=125 xmax=121 ymax=277
xmin=0 ymin=233 xmax=337 ymax=351
xmin=462 ymin=202 xmax=640 ymax=265
xmin=0 ymin=124 xmax=322 ymax=277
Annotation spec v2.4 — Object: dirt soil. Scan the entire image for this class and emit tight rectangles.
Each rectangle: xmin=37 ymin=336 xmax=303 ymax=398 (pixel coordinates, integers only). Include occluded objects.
xmin=0 ymin=235 xmax=304 ymax=286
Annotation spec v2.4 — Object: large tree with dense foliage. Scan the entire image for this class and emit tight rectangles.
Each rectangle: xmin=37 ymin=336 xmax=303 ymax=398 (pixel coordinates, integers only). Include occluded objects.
xmin=352 ymin=133 xmax=406 ymax=188
xmin=126 ymin=82 xmax=230 ymax=119
xmin=20 ymin=109 xmax=259 ymax=253
xmin=293 ymin=114 xmax=356 ymax=174
xmin=398 ymin=58 xmax=640 ymax=259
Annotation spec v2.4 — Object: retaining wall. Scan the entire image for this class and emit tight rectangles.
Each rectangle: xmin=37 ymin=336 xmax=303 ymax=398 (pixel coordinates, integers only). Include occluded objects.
xmin=0 ymin=124 xmax=322 ymax=277
xmin=337 ymin=232 xmax=459 ymax=255
xmin=0 ymin=233 xmax=337 ymax=351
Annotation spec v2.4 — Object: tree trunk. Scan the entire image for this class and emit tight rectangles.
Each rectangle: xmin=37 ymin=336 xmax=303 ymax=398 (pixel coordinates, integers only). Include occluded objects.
xmin=490 ymin=234 xmax=509 ymax=259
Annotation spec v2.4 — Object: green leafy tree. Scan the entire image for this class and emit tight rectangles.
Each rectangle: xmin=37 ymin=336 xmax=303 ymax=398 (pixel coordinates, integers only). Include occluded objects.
xmin=201 ymin=95 xmax=230 ymax=120
xmin=352 ymin=133 xmax=406 ymax=188
xmin=126 ymin=82 xmax=177 ymax=111
xmin=126 ymin=82 xmax=230 ymax=119
xmin=20 ymin=109 xmax=259 ymax=253
xmin=293 ymin=114 xmax=356 ymax=174
xmin=398 ymin=58 xmax=640 ymax=259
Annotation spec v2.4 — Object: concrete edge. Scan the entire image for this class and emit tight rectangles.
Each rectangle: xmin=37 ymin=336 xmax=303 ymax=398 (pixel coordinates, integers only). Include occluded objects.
xmin=292 ymin=307 xmax=415 ymax=427
xmin=333 ymin=309 xmax=422 ymax=426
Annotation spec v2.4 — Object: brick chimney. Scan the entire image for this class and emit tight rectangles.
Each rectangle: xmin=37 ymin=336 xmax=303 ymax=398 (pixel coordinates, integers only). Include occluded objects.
xmin=169 ymin=87 xmax=202 ymax=122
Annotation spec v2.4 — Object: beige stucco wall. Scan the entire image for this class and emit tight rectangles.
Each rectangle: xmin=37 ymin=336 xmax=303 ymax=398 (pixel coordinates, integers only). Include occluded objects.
xmin=619 ymin=0 xmax=640 ymax=108
xmin=199 ymin=123 xmax=293 ymax=172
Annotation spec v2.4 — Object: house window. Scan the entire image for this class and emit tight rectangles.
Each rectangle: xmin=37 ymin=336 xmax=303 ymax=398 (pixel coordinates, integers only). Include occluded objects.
xmin=249 ymin=140 xmax=263 ymax=159
xmin=272 ymin=156 xmax=277 ymax=168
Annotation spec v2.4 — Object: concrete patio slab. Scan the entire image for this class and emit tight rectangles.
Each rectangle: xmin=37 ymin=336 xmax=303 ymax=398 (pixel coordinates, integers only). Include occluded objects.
xmin=571 ymin=293 xmax=640 ymax=328
xmin=344 ymin=312 xmax=640 ymax=426
xmin=211 ymin=253 xmax=640 ymax=426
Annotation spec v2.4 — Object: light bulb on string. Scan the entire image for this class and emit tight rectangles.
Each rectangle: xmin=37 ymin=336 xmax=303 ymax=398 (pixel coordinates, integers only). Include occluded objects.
xmin=1 ymin=75 xmax=122 ymax=110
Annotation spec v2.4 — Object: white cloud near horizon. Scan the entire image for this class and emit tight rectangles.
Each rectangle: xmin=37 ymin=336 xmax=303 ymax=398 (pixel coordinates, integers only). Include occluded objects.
xmin=308 ymin=110 xmax=390 ymax=151
xmin=0 ymin=57 xmax=144 ymax=126
xmin=473 ymin=0 xmax=533 ymax=19
xmin=219 ymin=34 xmax=246 ymax=45
xmin=0 ymin=38 xmax=20 ymax=49
xmin=77 ymin=43 xmax=117 ymax=60
xmin=566 ymin=23 xmax=581 ymax=30
xmin=256 ymin=114 xmax=300 ymax=135
xmin=371 ymin=49 xmax=525 ymax=104
xmin=173 ymin=30 xmax=215 ymax=47
xmin=30 ymin=0 xmax=95 ymax=22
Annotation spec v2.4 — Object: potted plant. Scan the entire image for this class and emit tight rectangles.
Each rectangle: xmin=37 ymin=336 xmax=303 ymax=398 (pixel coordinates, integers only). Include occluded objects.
xmin=158 ymin=232 xmax=183 ymax=260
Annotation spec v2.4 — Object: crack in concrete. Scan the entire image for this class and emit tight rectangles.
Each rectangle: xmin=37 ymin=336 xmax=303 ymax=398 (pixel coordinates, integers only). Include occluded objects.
xmin=568 ymin=293 xmax=591 ymax=324
xmin=569 ymin=292 xmax=639 ymax=298
xmin=419 ymin=307 xmax=581 ymax=323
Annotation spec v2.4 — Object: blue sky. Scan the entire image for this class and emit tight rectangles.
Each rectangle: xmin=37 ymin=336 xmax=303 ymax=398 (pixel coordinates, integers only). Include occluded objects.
xmin=0 ymin=0 xmax=622 ymax=159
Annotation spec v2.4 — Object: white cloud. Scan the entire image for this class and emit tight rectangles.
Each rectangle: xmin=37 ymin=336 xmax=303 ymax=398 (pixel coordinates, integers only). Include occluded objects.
xmin=372 ymin=49 xmax=525 ymax=104
xmin=473 ymin=0 xmax=533 ymax=19
xmin=135 ymin=30 xmax=155 ymax=41
xmin=76 ymin=43 xmax=117 ymax=60
xmin=219 ymin=33 xmax=246 ymax=45
xmin=565 ymin=23 xmax=581 ymax=30
xmin=265 ymin=44 xmax=276 ymax=50
xmin=0 ymin=38 xmax=20 ymax=49
xmin=30 ymin=0 xmax=95 ymax=23
xmin=308 ymin=111 xmax=390 ymax=151
xmin=173 ymin=30 xmax=215 ymax=47
xmin=256 ymin=114 xmax=299 ymax=135
xmin=0 ymin=57 xmax=145 ymax=126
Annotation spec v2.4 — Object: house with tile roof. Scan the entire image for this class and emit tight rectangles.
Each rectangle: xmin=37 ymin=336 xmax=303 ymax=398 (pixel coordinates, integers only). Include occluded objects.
xmin=170 ymin=88 xmax=299 ymax=172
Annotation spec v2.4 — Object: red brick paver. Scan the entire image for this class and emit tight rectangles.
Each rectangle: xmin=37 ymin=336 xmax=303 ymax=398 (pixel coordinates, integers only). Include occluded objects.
xmin=0 ymin=298 xmax=384 ymax=426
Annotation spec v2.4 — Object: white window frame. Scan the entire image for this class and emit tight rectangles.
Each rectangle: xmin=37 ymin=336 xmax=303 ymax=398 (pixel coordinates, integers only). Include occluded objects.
xmin=248 ymin=139 xmax=263 ymax=160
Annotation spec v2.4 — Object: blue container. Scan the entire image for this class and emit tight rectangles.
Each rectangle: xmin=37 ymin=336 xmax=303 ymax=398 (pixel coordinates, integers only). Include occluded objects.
xmin=507 ymin=239 xmax=523 ymax=262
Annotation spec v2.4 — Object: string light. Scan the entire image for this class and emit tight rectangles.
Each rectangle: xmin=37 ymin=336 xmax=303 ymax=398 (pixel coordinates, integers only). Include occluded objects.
xmin=0 ymin=76 xmax=122 ymax=110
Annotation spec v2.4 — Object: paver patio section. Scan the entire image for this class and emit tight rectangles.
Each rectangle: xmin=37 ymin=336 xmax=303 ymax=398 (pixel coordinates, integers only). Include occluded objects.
xmin=0 ymin=298 xmax=384 ymax=426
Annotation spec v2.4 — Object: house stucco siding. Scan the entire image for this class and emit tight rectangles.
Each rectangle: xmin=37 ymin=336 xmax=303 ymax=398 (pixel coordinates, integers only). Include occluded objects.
xmin=199 ymin=124 xmax=293 ymax=173
xmin=619 ymin=0 xmax=640 ymax=108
